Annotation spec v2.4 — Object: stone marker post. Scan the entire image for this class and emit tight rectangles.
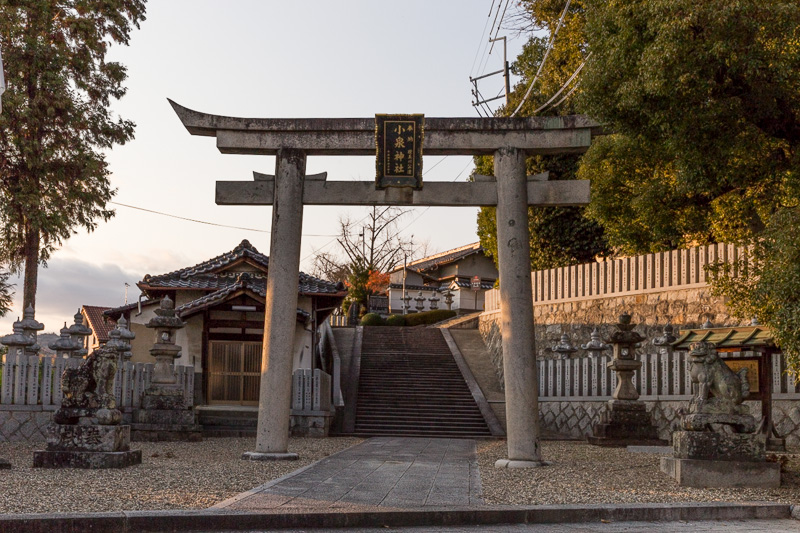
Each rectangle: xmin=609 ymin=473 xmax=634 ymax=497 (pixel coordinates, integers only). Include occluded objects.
xmin=244 ymin=149 xmax=306 ymax=461
xmin=494 ymin=147 xmax=544 ymax=468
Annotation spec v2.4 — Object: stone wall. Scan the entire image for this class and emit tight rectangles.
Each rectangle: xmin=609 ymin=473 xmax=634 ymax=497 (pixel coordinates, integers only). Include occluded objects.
xmin=479 ymin=285 xmax=735 ymax=387
xmin=0 ymin=406 xmax=56 ymax=442
xmin=539 ymin=399 xmax=800 ymax=450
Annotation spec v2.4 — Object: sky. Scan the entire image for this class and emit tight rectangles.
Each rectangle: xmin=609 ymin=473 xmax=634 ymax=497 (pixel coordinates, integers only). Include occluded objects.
xmin=1 ymin=0 xmax=530 ymax=333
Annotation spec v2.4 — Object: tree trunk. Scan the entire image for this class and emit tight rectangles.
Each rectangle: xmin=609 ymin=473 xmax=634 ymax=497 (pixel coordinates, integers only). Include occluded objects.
xmin=22 ymin=225 xmax=39 ymax=312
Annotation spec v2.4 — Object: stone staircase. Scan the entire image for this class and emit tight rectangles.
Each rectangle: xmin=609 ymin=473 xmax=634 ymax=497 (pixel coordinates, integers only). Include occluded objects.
xmin=197 ymin=406 xmax=257 ymax=437
xmin=353 ymin=327 xmax=493 ymax=438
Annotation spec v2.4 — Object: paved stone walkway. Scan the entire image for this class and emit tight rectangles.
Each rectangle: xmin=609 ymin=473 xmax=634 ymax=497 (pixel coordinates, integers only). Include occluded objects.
xmin=333 ymin=520 xmax=800 ymax=532
xmin=218 ymin=437 xmax=481 ymax=511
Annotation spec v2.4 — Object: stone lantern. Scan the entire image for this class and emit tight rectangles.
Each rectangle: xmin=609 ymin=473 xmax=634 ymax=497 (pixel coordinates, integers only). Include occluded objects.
xmin=414 ymin=291 xmax=426 ymax=312
xmin=48 ymin=323 xmax=81 ymax=359
xmin=428 ymin=293 xmax=440 ymax=310
xmin=145 ymin=296 xmax=185 ymax=385
xmin=0 ymin=319 xmax=35 ymax=359
xmin=132 ymin=295 xmax=200 ymax=441
xmin=652 ymin=323 xmax=677 ymax=359
xmin=116 ymin=316 xmax=135 ymax=362
xmin=581 ymin=328 xmax=610 ymax=358
xmin=67 ymin=310 xmax=92 ymax=358
xmin=587 ymin=312 xmax=663 ymax=447
xmin=401 ymin=294 xmax=412 ymax=314
xmin=551 ymin=333 xmax=578 ymax=359
xmin=443 ymin=289 xmax=454 ymax=311
xmin=19 ymin=305 xmax=44 ymax=357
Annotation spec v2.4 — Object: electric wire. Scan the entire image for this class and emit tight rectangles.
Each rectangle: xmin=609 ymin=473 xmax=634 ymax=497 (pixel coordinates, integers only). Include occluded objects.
xmin=477 ymin=0 xmax=507 ymax=77
xmin=510 ymin=0 xmax=572 ymax=117
xmin=110 ymin=201 xmax=337 ymax=237
xmin=469 ymin=0 xmax=496 ymax=76
xmin=489 ymin=0 xmax=511 ymax=51
xmin=532 ymin=53 xmax=589 ymax=114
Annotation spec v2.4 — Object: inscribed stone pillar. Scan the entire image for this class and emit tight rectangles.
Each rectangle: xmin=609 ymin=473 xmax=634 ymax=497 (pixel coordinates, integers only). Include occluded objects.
xmin=493 ymin=147 xmax=544 ymax=467
xmin=245 ymin=149 xmax=306 ymax=460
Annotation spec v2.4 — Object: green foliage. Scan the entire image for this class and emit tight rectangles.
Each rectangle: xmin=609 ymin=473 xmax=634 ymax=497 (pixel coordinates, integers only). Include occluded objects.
xmin=385 ymin=314 xmax=406 ymax=327
xmin=403 ymin=309 xmax=456 ymax=327
xmin=0 ymin=267 xmax=12 ymax=317
xmin=709 ymin=208 xmax=800 ymax=375
xmin=360 ymin=313 xmax=385 ymax=327
xmin=578 ymin=0 xmax=800 ymax=250
xmin=474 ymin=1 xmax=610 ymax=271
xmin=0 ymin=1 xmax=147 ymax=308
xmin=574 ymin=0 xmax=800 ymax=373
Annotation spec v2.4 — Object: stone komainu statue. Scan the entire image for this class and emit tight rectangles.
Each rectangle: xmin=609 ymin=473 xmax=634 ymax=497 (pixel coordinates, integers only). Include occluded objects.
xmin=61 ymin=345 xmax=118 ymax=409
xmin=687 ymin=340 xmax=750 ymax=416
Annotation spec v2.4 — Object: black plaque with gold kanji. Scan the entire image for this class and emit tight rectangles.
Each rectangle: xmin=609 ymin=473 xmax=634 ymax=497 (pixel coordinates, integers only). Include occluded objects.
xmin=375 ymin=114 xmax=424 ymax=189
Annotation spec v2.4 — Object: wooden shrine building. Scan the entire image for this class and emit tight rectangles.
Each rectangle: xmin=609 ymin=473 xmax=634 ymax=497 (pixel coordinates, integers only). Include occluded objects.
xmin=105 ymin=240 xmax=347 ymax=406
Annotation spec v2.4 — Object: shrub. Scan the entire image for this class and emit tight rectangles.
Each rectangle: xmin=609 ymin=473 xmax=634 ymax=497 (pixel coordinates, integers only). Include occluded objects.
xmin=403 ymin=309 xmax=456 ymax=327
xmin=360 ymin=313 xmax=385 ymax=326
xmin=385 ymin=314 xmax=406 ymax=327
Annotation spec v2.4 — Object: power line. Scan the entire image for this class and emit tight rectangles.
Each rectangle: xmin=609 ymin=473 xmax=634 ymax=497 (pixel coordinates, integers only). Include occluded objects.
xmin=510 ymin=0 xmax=572 ymax=117
xmin=477 ymin=0 xmax=507 ymax=77
xmin=469 ymin=0 xmax=496 ymax=76
xmin=110 ymin=201 xmax=338 ymax=237
xmin=532 ymin=53 xmax=590 ymax=114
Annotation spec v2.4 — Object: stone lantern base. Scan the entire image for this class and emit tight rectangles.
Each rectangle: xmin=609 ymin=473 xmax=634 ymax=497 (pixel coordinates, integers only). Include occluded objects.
xmin=33 ymin=408 xmax=142 ymax=469
xmin=661 ymin=429 xmax=780 ymax=488
xmin=131 ymin=386 xmax=202 ymax=442
xmin=587 ymin=400 xmax=666 ymax=447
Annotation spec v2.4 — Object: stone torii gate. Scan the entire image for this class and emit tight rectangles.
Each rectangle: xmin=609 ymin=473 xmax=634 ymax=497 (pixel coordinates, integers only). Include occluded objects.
xmin=170 ymin=100 xmax=599 ymax=467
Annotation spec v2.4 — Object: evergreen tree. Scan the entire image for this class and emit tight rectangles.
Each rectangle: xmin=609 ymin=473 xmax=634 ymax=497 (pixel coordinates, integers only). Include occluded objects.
xmin=0 ymin=0 xmax=146 ymax=311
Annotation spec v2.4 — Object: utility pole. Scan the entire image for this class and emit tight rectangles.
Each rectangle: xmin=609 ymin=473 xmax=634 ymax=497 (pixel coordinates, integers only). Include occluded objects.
xmin=470 ymin=36 xmax=511 ymax=112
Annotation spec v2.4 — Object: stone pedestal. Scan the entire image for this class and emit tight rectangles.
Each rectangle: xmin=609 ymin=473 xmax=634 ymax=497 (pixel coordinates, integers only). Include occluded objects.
xmin=131 ymin=386 xmax=201 ymax=442
xmin=33 ymin=408 xmax=141 ymax=469
xmin=587 ymin=400 xmax=665 ymax=447
xmin=661 ymin=430 xmax=780 ymax=488
xmin=290 ymin=411 xmax=334 ymax=438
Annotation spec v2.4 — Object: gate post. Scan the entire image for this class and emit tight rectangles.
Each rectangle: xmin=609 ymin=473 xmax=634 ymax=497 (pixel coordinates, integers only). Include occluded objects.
xmin=494 ymin=147 xmax=544 ymax=467
xmin=244 ymin=149 xmax=306 ymax=460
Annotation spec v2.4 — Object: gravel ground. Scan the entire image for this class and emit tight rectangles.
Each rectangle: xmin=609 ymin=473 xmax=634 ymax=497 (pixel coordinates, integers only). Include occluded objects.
xmin=477 ymin=440 xmax=800 ymax=505
xmin=0 ymin=437 xmax=362 ymax=514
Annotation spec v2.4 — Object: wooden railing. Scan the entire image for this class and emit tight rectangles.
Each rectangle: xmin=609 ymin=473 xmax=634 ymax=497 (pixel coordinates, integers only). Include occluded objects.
xmin=484 ymin=243 xmax=748 ymax=312
xmin=0 ymin=353 xmax=194 ymax=408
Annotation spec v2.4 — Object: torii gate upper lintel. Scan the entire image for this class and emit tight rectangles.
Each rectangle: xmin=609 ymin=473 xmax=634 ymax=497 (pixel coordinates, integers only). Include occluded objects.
xmin=170 ymin=99 xmax=600 ymax=468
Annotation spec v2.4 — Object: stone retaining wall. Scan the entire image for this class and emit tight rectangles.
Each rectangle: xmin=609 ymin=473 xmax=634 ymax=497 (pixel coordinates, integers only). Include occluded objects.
xmin=539 ymin=399 xmax=800 ymax=450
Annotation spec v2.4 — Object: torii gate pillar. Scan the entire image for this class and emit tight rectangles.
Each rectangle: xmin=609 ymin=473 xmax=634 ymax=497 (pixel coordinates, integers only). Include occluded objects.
xmin=494 ymin=148 xmax=543 ymax=466
xmin=243 ymin=149 xmax=306 ymax=460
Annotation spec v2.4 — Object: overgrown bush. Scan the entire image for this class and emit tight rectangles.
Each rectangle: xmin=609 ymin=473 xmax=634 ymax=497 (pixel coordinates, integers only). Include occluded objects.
xmin=360 ymin=313 xmax=385 ymax=326
xmin=385 ymin=314 xmax=406 ymax=327
xmin=403 ymin=309 xmax=456 ymax=327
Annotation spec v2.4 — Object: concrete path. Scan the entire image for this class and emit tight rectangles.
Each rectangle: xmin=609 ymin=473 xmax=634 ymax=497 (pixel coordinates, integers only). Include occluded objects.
xmin=217 ymin=437 xmax=481 ymax=511
xmin=333 ymin=520 xmax=800 ymax=532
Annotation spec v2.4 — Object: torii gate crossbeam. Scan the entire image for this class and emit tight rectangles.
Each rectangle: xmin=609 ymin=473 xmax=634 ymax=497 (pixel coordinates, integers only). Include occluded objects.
xmin=170 ymin=99 xmax=600 ymax=468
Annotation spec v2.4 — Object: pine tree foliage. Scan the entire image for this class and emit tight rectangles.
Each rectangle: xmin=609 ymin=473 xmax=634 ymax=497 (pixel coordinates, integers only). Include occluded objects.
xmin=0 ymin=0 xmax=146 ymax=310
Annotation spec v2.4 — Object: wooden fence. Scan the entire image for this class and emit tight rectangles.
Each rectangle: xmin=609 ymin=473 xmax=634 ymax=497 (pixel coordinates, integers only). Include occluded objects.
xmin=0 ymin=353 xmax=194 ymax=409
xmin=485 ymin=243 xmax=749 ymax=312
xmin=538 ymin=349 xmax=800 ymax=401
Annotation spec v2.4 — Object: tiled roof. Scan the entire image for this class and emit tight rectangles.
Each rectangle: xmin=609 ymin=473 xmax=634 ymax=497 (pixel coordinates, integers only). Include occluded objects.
xmin=103 ymin=298 xmax=161 ymax=321
xmin=175 ymin=276 xmax=309 ymax=322
xmin=392 ymin=242 xmax=484 ymax=274
xmin=672 ymin=326 xmax=775 ymax=350
xmin=387 ymin=283 xmax=442 ymax=292
xmin=81 ymin=306 xmax=116 ymax=342
xmin=143 ymin=239 xmax=269 ymax=285
xmin=451 ymin=279 xmax=495 ymax=290
xmin=139 ymin=240 xmax=344 ymax=296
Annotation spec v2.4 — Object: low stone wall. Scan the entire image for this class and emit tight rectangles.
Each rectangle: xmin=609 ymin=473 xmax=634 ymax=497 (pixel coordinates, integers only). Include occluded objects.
xmin=539 ymin=399 xmax=800 ymax=450
xmin=0 ymin=405 xmax=57 ymax=442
